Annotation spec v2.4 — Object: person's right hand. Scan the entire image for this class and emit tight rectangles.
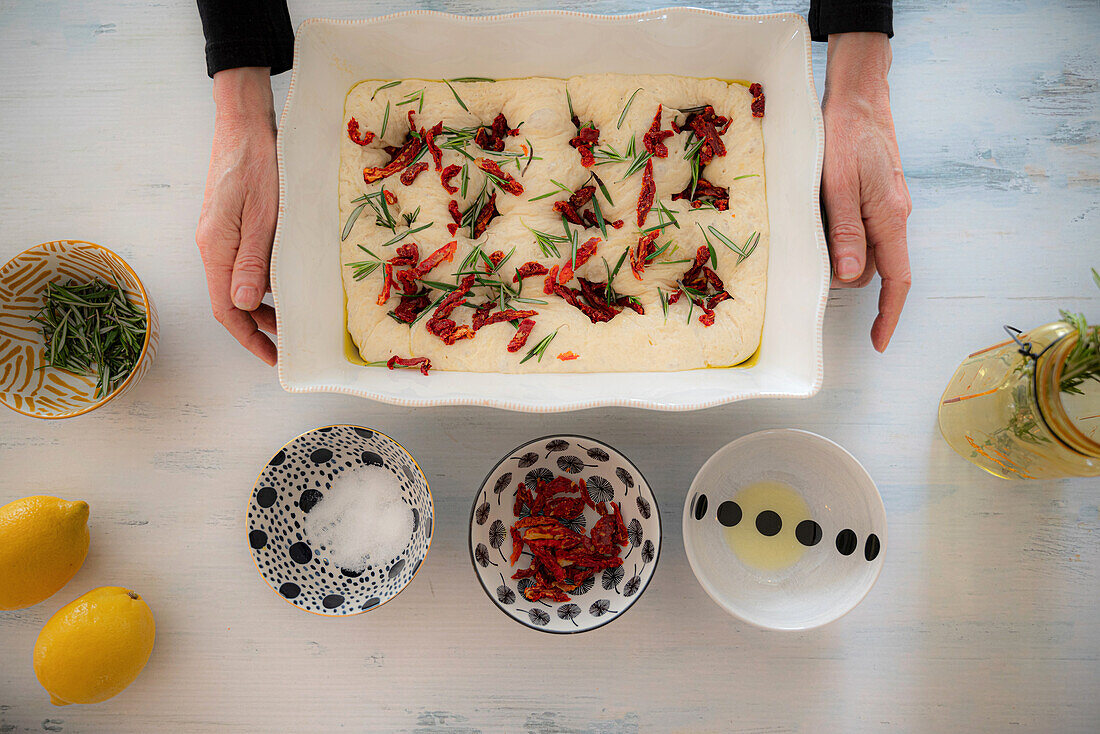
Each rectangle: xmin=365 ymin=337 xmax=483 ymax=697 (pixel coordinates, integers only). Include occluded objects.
xmin=196 ymin=67 xmax=279 ymax=365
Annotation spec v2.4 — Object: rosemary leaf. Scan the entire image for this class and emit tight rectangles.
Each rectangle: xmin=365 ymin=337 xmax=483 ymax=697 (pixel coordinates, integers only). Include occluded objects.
xmin=617 ymin=88 xmax=642 ymax=129
xmin=342 ymin=201 xmax=369 ymax=241
xmin=371 ymin=80 xmax=401 ymax=100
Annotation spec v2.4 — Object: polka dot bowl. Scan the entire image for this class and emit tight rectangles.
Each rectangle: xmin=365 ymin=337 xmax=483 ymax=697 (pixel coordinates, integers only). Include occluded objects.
xmin=248 ymin=425 xmax=432 ymax=616
xmin=470 ymin=435 xmax=660 ymax=634
xmin=683 ymin=429 xmax=886 ymax=631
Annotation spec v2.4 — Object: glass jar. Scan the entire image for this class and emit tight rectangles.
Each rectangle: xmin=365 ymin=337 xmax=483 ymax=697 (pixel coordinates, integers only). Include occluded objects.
xmin=938 ymin=322 xmax=1100 ymax=480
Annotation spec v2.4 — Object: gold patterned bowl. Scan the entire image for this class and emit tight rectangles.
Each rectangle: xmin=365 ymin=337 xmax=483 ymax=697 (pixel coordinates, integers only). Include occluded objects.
xmin=0 ymin=241 xmax=159 ymax=419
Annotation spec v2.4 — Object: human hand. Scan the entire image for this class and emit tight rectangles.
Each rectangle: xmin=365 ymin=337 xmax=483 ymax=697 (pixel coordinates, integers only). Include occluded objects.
xmin=196 ymin=67 xmax=279 ymax=365
xmin=821 ymin=32 xmax=912 ymax=352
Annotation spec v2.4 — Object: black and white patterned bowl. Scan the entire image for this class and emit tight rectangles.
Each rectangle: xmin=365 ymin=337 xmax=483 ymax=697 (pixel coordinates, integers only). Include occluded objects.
xmin=469 ymin=435 xmax=660 ymax=634
xmin=248 ymin=425 xmax=432 ymax=616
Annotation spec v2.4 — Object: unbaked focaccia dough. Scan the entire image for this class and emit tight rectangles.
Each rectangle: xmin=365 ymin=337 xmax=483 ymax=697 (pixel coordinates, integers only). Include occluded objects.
xmin=339 ymin=74 xmax=768 ymax=373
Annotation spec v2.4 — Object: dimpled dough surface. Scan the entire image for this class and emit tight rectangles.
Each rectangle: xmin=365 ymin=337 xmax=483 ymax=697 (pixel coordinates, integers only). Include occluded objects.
xmin=339 ymin=75 xmax=768 ymax=373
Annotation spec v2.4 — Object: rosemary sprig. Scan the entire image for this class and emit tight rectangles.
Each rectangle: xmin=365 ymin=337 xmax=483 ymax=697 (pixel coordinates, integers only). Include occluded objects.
xmin=523 ymin=221 xmax=566 ymax=258
xmin=371 ymin=80 xmax=401 ymax=100
xmin=403 ymin=206 xmax=420 ymax=227
xmin=380 ymin=221 xmax=433 ymax=248
xmin=523 ymin=138 xmax=536 ymax=175
xmin=448 ymin=77 xmax=496 ymax=83
xmin=619 ymin=147 xmax=652 ymax=182
xmin=460 ymin=163 xmax=470 ymax=198
xmin=529 ymin=179 xmax=572 ymax=203
xmin=617 ymin=88 xmax=642 ymax=129
xmin=443 ymin=80 xmax=469 ymax=111
xmin=1058 ymin=268 xmax=1100 ymax=394
xmin=706 ymin=225 xmax=759 ymax=264
xmin=658 ymin=287 xmax=669 ymax=321
xmin=395 ymin=88 xmax=425 ymax=114
xmin=346 ymin=245 xmax=383 ymax=281
xmin=361 ymin=188 xmax=397 ymax=232
xmin=342 ymin=199 xmax=370 ymax=241
xmin=29 ymin=278 xmax=148 ymax=398
xmin=591 ymin=172 xmax=614 ymax=206
xmin=380 ymin=101 xmax=391 ymax=137
xmin=566 ymin=88 xmax=575 ymax=121
xmin=591 ymin=193 xmax=608 ymax=238
xmin=520 ymin=330 xmax=558 ymax=364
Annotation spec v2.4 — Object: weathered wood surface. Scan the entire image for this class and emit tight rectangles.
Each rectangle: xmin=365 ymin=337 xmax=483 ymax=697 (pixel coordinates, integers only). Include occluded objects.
xmin=1 ymin=1 xmax=1097 ymax=732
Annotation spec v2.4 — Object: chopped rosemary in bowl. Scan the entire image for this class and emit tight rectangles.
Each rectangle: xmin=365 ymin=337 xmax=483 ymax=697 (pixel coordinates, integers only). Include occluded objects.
xmin=28 ymin=278 xmax=148 ymax=398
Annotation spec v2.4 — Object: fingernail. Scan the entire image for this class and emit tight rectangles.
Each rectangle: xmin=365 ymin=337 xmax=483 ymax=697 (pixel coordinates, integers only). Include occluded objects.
xmin=837 ymin=257 xmax=860 ymax=280
xmin=233 ymin=286 xmax=258 ymax=310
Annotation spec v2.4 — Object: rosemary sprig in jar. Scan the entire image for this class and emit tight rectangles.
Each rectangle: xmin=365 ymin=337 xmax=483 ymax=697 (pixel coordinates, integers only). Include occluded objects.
xmin=1058 ymin=268 xmax=1100 ymax=395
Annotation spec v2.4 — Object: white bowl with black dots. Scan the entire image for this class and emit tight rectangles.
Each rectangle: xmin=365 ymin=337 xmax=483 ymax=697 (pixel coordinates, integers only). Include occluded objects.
xmin=247 ymin=425 xmax=433 ymax=616
xmin=683 ymin=429 xmax=885 ymax=630
xmin=469 ymin=435 xmax=660 ymax=634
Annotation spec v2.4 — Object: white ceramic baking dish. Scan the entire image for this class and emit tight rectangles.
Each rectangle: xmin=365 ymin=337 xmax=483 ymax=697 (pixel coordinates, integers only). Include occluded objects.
xmin=272 ymin=8 xmax=827 ymax=412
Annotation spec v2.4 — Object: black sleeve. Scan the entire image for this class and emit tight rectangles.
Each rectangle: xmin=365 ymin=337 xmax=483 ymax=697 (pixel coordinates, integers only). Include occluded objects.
xmin=196 ymin=0 xmax=295 ymax=77
xmin=808 ymin=0 xmax=893 ymax=42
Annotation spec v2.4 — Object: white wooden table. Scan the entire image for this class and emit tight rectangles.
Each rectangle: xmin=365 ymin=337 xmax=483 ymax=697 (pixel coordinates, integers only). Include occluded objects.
xmin=1 ymin=1 xmax=1098 ymax=731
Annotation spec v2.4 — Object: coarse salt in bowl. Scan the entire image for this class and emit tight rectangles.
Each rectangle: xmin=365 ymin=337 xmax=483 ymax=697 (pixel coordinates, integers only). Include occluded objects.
xmin=247 ymin=425 xmax=432 ymax=616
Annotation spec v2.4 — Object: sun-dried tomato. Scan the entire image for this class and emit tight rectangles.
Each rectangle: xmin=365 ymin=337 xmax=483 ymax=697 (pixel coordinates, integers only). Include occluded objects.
xmin=493 ymin=113 xmax=515 ymax=138
xmin=347 ymin=117 xmax=375 ymax=146
xmin=698 ymin=304 xmax=716 ymax=326
xmin=473 ymin=308 xmax=537 ymax=331
xmin=426 ymin=317 xmax=475 ymax=345
xmin=440 ymin=164 xmax=462 ymax=194
xmin=431 ymin=273 xmax=474 ymax=320
xmin=399 ymin=161 xmax=429 ymax=186
xmin=474 ymin=127 xmax=504 ymax=153
xmin=448 ymin=200 xmax=462 ymax=224
xmin=474 ymin=158 xmax=523 ymax=196
xmin=363 ymin=135 xmax=423 ymax=184
xmin=611 ymin=501 xmax=628 ymax=545
xmin=630 ymin=230 xmax=660 ymax=280
xmin=707 ymin=291 xmax=732 ymax=310
xmin=509 ymin=526 xmax=525 ymax=565
xmin=705 ymin=268 xmax=725 ymax=292
xmin=616 ymin=297 xmax=644 ymax=315
xmin=672 ymin=177 xmax=730 ymax=210
xmin=543 ymin=266 xmax=559 ymax=295
xmin=422 ymin=121 xmax=444 ymax=170
xmin=687 ymin=105 xmax=728 ymax=165
xmin=406 ymin=241 xmax=458 ymax=282
xmin=376 ymin=263 xmax=394 ymax=306
xmin=749 ymin=82 xmax=765 ymax=118
xmin=591 ymin=516 xmax=618 ymax=555
xmin=636 ymin=159 xmax=655 ymax=228
xmin=484 ymin=250 xmax=505 ymax=273
xmin=569 ymin=124 xmax=600 ymax=168
xmin=554 ymin=283 xmax=615 ymax=323
xmin=472 ymin=191 xmax=498 ymax=238
xmin=642 ymin=105 xmax=674 ymax=158
xmin=668 ymin=289 xmax=682 ymax=305
xmin=388 ymin=243 xmax=419 ymax=267
xmin=513 ymin=261 xmax=549 ymax=282
xmin=514 ymin=482 xmax=533 ymax=516
xmin=384 ymin=190 xmax=398 ymax=206
xmin=557 ymin=351 xmax=579 ymax=361
xmin=507 ymin=318 xmax=536 ymax=352
xmin=386 ymin=355 xmax=431 ymax=375
xmin=391 ymin=292 xmax=431 ymax=323
xmin=558 ymin=237 xmax=599 ymax=284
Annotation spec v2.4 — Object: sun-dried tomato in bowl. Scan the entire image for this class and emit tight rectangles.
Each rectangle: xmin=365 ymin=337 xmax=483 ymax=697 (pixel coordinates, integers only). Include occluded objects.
xmin=508 ymin=474 xmax=628 ymax=603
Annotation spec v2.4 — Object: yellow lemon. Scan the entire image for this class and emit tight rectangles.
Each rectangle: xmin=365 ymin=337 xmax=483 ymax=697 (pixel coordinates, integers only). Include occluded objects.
xmin=34 ymin=586 xmax=155 ymax=705
xmin=0 ymin=495 xmax=90 ymax=610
